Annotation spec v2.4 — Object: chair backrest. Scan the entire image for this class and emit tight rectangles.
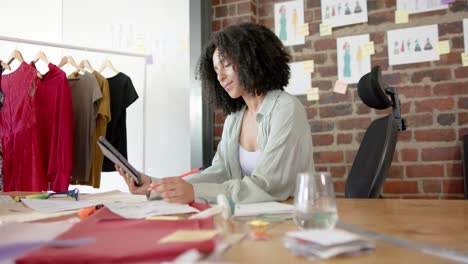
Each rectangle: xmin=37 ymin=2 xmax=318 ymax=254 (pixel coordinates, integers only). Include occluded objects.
xmin=345 ymin=65 xmax=405 ymax=198
xmin=345 ymin=115 xmax=398 ymax=198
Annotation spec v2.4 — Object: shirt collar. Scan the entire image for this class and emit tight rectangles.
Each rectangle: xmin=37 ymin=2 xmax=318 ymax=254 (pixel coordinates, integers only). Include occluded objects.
xmin=256 ymin=90 xmax=282 ymax=120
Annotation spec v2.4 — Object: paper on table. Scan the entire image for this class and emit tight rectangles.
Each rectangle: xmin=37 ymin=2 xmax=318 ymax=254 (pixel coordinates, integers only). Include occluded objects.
xmin=79 ymin=190 xmax=147 ymax=203
xmin=0 ymin=202 xmax=79 ymax=223
xmin=105 ymin=201 xmax=199 ymax=219
xmin=159 ymin=230 xmax=219 ymax=243
xmin=21 ymin=199 xmax=101 ymax=213
xmin=286 ymin=229 xmax=365 ymax=246
xmin=234 ymin=202 xmax=294 ymax=217
xmin=0 ymin=195 xmax=15 ymax=204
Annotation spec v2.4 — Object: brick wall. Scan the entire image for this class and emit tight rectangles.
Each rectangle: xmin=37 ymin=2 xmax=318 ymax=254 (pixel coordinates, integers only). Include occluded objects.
xmin=211 ymin=0 xmax=468 ymax=199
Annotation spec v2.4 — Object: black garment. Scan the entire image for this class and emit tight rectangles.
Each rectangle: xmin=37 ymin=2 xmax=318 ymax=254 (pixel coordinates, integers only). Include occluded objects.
xmin=102 ymin=72 xmax=138 ymax=171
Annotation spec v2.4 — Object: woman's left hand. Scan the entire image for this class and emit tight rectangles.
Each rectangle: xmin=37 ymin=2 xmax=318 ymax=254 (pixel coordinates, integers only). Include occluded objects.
xmin=150 ymin=177 xmax=194 ymax=204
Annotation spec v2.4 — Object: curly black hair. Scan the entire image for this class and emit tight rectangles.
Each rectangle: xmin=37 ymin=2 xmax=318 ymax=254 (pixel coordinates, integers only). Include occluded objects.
xmin=197 ymin=22 xmax=291 ymax=115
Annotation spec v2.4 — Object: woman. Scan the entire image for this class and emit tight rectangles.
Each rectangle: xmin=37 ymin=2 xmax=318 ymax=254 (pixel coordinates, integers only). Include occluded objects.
xmin=116 ymin=23 xmax=314 ymax=204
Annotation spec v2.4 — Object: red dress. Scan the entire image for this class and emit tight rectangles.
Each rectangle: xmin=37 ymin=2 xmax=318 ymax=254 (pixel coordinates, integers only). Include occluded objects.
xmin=34 ymin=63 xmax=74 ymax=191
xmin=0 ymin=62 xmax=45 ymax=191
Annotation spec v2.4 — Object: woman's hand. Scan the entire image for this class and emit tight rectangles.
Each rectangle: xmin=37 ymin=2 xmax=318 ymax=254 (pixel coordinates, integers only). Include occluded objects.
xmin=151 ymin=177 xmax=194 ymax=204
xmin=115 ymin=165 xmax=151 ymax=195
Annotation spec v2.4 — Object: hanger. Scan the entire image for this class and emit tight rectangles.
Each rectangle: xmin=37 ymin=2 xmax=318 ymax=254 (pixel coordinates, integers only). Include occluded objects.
xmin=58 ymin=55 xmax=82 ymax=71
xmin=7 ymin=49 xmax=24 ymax=66
xmin=99 ymin=59 xmax=119 ymax=73
xmin=78 ymin=59 xmax=95 ymax=72
xmin=34 ymin=50 xmax=50 ymax=64
xmin=0 ymin=60 xmax=11 ymax=71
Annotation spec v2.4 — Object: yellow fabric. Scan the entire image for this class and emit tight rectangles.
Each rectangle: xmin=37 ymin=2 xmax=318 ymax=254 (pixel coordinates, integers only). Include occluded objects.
xmin=89 ymin=71 xmax=111 ymax=187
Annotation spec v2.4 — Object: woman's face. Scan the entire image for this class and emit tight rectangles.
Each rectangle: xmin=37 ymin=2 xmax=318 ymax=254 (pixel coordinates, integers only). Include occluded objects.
xmin=213 ymin=48 xmax=243 ymax=99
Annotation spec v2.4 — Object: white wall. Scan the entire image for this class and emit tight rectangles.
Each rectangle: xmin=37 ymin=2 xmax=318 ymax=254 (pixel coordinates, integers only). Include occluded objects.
xmin=1 ymin=0 xmax=193 ymax=192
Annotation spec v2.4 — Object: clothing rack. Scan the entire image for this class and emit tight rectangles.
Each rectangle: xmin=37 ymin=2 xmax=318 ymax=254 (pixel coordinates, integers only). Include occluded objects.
xmin=0 ymin=35 xmax=150 ymax=173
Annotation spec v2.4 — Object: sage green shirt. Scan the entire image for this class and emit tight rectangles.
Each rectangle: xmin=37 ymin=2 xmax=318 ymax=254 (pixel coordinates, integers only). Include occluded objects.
xmin=155 ymin=90 xmax=314 ymax=204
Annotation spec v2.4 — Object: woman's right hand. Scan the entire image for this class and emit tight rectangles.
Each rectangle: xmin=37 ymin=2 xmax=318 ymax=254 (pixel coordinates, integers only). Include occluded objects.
xmin=115 ymin=165 xmax=151 ymax=195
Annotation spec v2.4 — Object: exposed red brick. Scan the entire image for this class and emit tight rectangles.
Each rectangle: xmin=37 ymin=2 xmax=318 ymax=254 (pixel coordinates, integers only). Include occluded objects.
xmin=459 ymin=97 xmax=468 ymax=109
xmin=446 ymin=163 xmax=463 ymax=178
xmin=312 ymin=134 xmax=334 ymax=146
xmin=372 ymin=58 xmax=389 ymax=71
xmin=228 ymin=4 xmax=237 ymax=16
xmin=443 ymin=179 xmax=464 ymax=194
xmin=459 ymin=112 xmax=468 ymax=126
xmin=422 ymin=180 xmax=442 ymax=193
xmin=305 ymin=107 xmax=318 ymax=119
xmin=454 ymin=67 xmax=468 ymax=78
xmin=398 ymin=130 xmax=412 ymax=141
xmin=387 ymin=165 xmax=404 ymax=179
xmin=213 ymin=125 xmax=223 ymax=137
xmin=314 ymin=38 xmax=337 ymax=51
xmin=337 ymin=133 xmax=352 ymax=144
xmin=215 ymin=6 xmax=228 ymax=18
xmin=452 ymin=36 xmax=464 ymax=49
xmin=259 ymin=17 xmax=274 ymax=28
xmin=411 ymin=69 xmax=452 ymax=83
xmin=295 ymin=53 xmax=328 ymax=64
xmin=337 ymin=117 xmax=371 ymax=130
xmin=356 ymin=102 xmax=372 ymax=115
xmin=414 ymin=98 xmax=455 ymax=112
xmin=383 ymin=180 xmax=419 ymax=194
xmin=305 ymin=0 xmax=320 ymax=8
xmin=309 ymin=120 xmax=335 ymax=133
xmin=397 ymin=85 xmax=431 ymax=98
xmin=414 ymin=129 xmax=456 ymax=142
xmin=392 ymin=61 xmax=431 ymax=71
xmin=258 ymin=4 xmax=272 ymax=17
xmin=407 ymin=164 xmax=444 ymax=178
xmin=412 ymin=9 xmax=446 ymax=19
xmin=434 ymin=52 xmax=461 ymax=66
xmin=405 ymin=114 xmax=433 ymax=127
xmin=422 ymin=146 xmax=461 ymax=161
xmin=439 ymin=21 xmax=463 ymax=36
xmin=333 ymin=180 xmax=346 ymax=194
xmin=319 ymin=104 xmax=353 ymax=118
xmin=212 ymin=0 xmax=221 ymax=5
xmin=212 ymin=20 xmax=222 ymax=32
xmin=434 ymin=82 xmax=468 ymax=96
xmin=449 ymin=0 xmax=467 ymax=12
xmin=222 ymin=15 xmax=254 ymax=27
xmin=237 ymin=2 xmax=252 ymax=15
xmin=401 ymin=149 xmax=418 ymax=162
xmin=330 ymin=166 xmax=347 ymax=179
xmin=314 ymin=151 xmax=344 ymax=163
xmin=368 ymin=10 xmax=394 ymax=25
xmin=368 ymin=0 xmax=385 ymax=11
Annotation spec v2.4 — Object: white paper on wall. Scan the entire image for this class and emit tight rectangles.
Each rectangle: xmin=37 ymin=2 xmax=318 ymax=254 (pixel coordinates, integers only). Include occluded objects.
xmin=321 ymin=0 xmax=368 ymax=28
xmin=463 ymin=19 xmax=468 ymax=51
xmin=387 ymin=24 xmax=440 ymax=66
xmin=274 ymin=0 xmax=305 ymax=47
xmin=396 ymin=0 xmax=448 ymax=14
xmin=285 ymin=61 xmax=312 ymax=95
xmin=336 ymin=34 xmax=371 ymax=84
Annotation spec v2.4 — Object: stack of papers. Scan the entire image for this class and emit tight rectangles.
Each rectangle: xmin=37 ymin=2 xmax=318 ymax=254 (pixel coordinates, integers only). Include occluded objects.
xmin=283 ymin=229 xmax=374 ymax=259
xmin=234 ymin=202 xmax=294 ymax=217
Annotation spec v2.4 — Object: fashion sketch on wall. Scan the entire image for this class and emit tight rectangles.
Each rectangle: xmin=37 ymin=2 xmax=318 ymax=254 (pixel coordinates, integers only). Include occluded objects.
xmin=274 ymin=0 xmax=305 ymax=46
xmin=396 ymin=0 xmax=448 ymax=14
xmin=285 ymin=61 xmax=312 ymax=95
xmin=321 ymin=0 xmax=368 ymax=28
xmin=387 ymin=25 xmax=440 ymax=66
xmin=336 ymin=34 xmax=371 ymax=84
xmin=464 ymin=18 xmax=468 ymax=51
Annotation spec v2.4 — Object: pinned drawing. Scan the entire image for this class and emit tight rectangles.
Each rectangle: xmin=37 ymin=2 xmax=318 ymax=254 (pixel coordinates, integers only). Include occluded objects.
xmin=387 ymin=25 xmax=439 ymax=65
xmin=321 ymin=0 xmax=368 ymax=28
xmin=274 ymin=0 xmax=305 ymax=46
xmin=336 ymin=34 xmax=371 ymax=84
xmin=396 ymin=0 xmax=447 ymax=14
xmin=464 ymin=19 xmax=468 ymax=51
xmin=285 ymin=61 xmax=312 ymax=95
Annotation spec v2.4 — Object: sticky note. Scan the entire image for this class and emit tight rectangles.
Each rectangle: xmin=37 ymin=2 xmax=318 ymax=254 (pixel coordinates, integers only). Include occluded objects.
xmin=436 ymin=40 xmax=450 ymax=55
xmin=361 ymin=41 xmax=375 ymax=56
xmin=297 ymin=23 xmax=310 ymax=36
xmin=333 ymin=80 xmax=348 ymax=94
xmin=303 ymin=60 xmax=314 ymax=73
xmin=159 ymin=230 xmax=219 ymax=243
xmin=307 ymin=87 xmax=319 ymax=101
xmin=319 ymin=23 xmax=332 ymax=36
xmin=395 ymin=9 xmax=409 ymax=24
xmin=461 ymin=52 xmax=468 ymax=67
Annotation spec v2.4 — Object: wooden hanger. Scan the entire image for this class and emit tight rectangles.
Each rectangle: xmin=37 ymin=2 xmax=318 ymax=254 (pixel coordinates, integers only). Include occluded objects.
xmin=0 ymin=60 xmax=11 ymax=71
xmin=99 ymin=59 xmax=119 ymax=73
xmin=34 ymin=50 xmax=50 ymax=64
xmin=7 ymin=49 xmax=24 ymax=65
xmin=58 ymin=55 xmax=82 ymax=71
xmin=78 ymin=59 xmax=95 ymax=72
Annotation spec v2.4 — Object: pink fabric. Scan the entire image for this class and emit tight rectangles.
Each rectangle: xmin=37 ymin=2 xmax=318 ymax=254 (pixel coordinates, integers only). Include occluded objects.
xmin=34 ymin=63 xmax=73 ymax=191
xmin=0 ymin=62 xmax=45 ymax=191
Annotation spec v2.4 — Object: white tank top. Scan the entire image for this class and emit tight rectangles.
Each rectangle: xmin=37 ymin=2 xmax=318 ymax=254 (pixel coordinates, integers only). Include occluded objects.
xmin=239 ymin=144 xmax=260 ymax=176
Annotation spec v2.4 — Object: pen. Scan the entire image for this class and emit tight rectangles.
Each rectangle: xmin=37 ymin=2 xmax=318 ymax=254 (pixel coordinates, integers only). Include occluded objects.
xmin=147 ymin=167 xmax=203 ymax=191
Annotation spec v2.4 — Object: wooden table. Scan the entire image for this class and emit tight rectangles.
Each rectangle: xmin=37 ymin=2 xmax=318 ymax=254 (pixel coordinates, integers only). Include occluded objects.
xmin=222 ymin=199 xmax=468 ymax=263
xmin=3 ymin=193 xmax=468 ymax=263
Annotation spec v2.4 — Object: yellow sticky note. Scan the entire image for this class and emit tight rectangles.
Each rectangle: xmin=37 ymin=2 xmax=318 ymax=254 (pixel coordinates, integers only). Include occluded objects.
xmin=395 ymin=9 xmax=409 ymax=24
xmin=307 ymin=87 xmax=319 ymax=101
xmin=159 ymin=230 xmax=219 ymax=243
xmin=296 ymin=23 xmax=309 ymax=36
xmin=462 ymin=52 xmax=468 ymax=67
xmin=319 ymin=23 xmax=332 ymax=36
xmin=436 ymin=40 xmax=450 ymax=55
xmin=303 ymin=60 xmax=314 ymax=73
xmin=361 ymin=41 xmax=375 ymax=56
xmin=333 ymin=80 xmax=348 ymax=94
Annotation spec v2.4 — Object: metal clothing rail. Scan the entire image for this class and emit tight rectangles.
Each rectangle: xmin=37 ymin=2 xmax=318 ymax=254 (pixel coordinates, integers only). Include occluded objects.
xmin=0 ymin=34 xmax=150 ymax=173
xmin=0 ymin=35 xmax=149 ymax=59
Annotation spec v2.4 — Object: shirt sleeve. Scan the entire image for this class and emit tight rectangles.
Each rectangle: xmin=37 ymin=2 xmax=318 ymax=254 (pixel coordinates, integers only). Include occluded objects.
xmin=186 ymin=98 xmax=314 ymax=204
xmin=125 ymin=76 xmax=139 ymax=108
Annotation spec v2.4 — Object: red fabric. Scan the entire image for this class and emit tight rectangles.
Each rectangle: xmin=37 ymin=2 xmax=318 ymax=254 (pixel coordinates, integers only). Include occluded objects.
xmin=34 ymin=63 xmax=73 ymax=191
xmin=0 ymin=62 xmax=46 ymax=191
xmin=17 ymin=207 xmax=217 ymax=263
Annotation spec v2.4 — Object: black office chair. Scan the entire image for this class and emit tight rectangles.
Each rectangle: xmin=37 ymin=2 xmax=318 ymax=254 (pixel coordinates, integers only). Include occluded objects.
xmin=345 ymin=66 xmax=406 ymax=198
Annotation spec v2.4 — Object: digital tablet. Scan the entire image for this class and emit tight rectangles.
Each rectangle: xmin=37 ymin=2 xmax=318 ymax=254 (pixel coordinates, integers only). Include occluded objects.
xmin=97 ymin=136 xmax=142 ymax=186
